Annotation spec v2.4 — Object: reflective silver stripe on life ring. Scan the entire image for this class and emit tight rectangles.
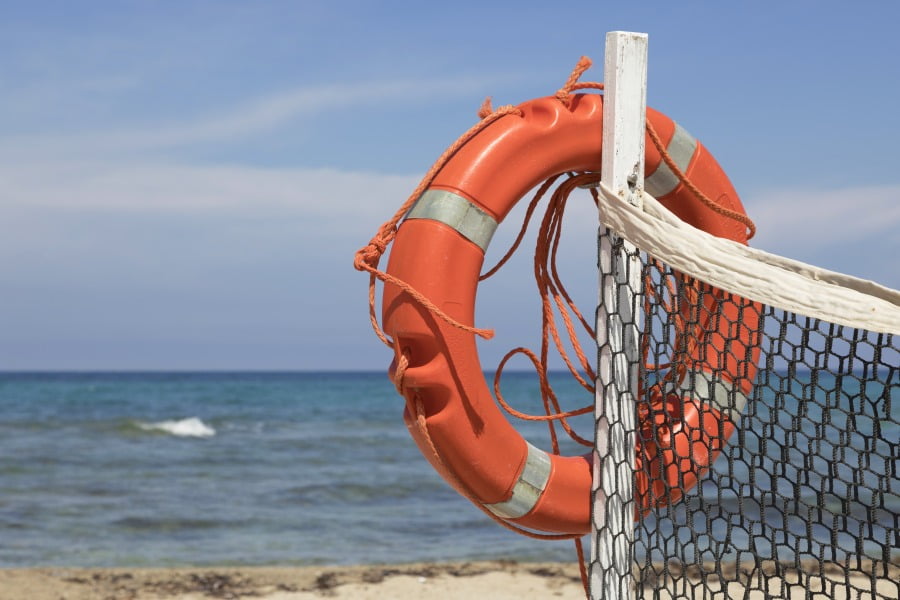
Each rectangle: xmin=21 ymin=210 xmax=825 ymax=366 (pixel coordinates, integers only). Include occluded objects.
xmin=405 ymin=189 xmax=498 ymax=252
xmin=484 ymin=442 xmax=552 ymax=520
xmin=645 ymin=122 xmax=697 ymax=198
xmin=664 ymin=369 xmax=749 ymax=421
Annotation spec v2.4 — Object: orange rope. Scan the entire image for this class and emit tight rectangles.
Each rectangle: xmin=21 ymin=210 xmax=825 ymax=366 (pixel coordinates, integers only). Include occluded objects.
xmin=357 ymin=55 xmax=759 ymax=600
xmin=481 ymin=170 xmax=604 ymax=453
xmin=493 ymin=348 xmax=593 ymax=449
xmin=353 ymin=104 xmax=524 ymax=346
xmin=556 ymin=56 xmax=595 ymax=107
xmin=479 ymin=175 xmax=560 ymax=281
xmin=392 ymin=351 xmax=583 ymax=542
xmin=537 ymin=174 xmax=600 ymax=388
xmin=644 ymin=120 xmax=756 ymax=240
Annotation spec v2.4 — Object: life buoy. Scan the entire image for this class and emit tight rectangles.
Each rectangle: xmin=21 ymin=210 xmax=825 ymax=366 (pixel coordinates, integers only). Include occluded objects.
xmin=382 ymin=93 xmax=760 ymax=534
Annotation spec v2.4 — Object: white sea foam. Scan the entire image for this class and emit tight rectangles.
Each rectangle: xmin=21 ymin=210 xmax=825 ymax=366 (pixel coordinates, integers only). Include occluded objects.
xmin=138 ymin=417 xmax=216 ymax=438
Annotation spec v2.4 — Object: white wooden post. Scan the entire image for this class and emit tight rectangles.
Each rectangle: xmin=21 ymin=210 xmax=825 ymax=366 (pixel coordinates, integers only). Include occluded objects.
xmin=590 ymin=31 xmax=648 ymax=600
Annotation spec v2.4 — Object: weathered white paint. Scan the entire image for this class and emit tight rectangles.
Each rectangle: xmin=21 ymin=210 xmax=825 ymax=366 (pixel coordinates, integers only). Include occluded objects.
xmin=591 ymin=30 xmax=648 ymax=600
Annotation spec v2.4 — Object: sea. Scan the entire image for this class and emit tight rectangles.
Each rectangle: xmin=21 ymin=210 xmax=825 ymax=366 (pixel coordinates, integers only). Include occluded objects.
xmin=0 ymin=371 xmax=896 ymax=569
xmin=0 ymin=371 xmax=592 ymax=568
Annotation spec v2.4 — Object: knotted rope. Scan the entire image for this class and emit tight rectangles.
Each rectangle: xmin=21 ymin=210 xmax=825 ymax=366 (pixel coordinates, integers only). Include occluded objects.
xmin=353 ymin=104 xmax=523 ymax=346
xmin=355 ymin=56 xmax=756 ymax=599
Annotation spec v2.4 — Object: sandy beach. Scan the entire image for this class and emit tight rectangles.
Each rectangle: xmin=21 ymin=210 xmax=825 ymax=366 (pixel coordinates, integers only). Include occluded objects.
xmin=2 ymin=560 xmax=897 ymax=600
xmin=0 ymin=561 xmax=587 ymax=600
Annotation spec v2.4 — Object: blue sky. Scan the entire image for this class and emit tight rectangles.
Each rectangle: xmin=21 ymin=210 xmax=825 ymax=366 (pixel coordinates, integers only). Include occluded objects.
xmin=1 ymin=1 xmax=898 ymax=370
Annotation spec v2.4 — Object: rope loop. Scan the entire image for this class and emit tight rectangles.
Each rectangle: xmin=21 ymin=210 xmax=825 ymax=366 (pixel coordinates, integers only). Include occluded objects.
xmin=357 ymin=59 xmax=758 ymax=597
xmin=393 ymin=348 xmax=410 ymax=396
xmin=484 ymin=172 xmax=602 ymax=454
xmin=407 ymin=392 xmax=584 ymax=543
xmin=391 ymin=349 xmax=583 ymax=542
xmin=357 ymin=53 xmax=758 ymax=465
xmin=644 ymin=120 xmax=757 ymax=239
xmin=354 ymin=101 xmax=526 ymax=346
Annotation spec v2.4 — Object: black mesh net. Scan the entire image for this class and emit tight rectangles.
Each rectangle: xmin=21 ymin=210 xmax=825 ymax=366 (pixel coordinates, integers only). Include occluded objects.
xmin=593 ymin=231 xmax=899 ymax=599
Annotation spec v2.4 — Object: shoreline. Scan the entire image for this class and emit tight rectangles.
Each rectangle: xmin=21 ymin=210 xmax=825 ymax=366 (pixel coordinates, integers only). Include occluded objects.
xmin=0 ymin=561 xmax=587 ymax=600
xmin=2 ymin=559 xmax=897 ymax=600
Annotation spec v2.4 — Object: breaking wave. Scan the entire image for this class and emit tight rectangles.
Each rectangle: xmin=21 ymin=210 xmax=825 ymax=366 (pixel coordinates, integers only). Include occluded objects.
xmin=137 ymin=417 xmax=216 ymax=438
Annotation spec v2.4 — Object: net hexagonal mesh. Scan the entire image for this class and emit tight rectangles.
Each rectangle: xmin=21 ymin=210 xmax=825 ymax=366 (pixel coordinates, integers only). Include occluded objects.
xmin=592 ymin=222 xmax=898 ymax=599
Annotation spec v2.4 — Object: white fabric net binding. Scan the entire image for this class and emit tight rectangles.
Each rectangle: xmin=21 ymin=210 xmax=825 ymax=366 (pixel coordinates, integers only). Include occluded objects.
xmin=594 ymin=185 xmax=900 ymax=599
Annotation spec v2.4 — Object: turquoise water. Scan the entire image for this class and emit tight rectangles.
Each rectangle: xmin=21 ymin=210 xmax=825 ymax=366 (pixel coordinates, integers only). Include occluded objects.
xmin=0 ymin=371 xmax=589 ymax=567
xmin=0 ymin=370 xmax=896 ymax=568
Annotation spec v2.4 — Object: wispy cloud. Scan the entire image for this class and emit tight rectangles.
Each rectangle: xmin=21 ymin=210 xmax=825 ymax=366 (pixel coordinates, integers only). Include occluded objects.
xmin=2 ymin=76 xmax=492 ymax=159
xmin=747 ymin=184 xmax=900 ymax=252
xmin=743 ymin=184 xmax=900 ymax=287
xmin=0 ymin=160 xmax=418 ymax=234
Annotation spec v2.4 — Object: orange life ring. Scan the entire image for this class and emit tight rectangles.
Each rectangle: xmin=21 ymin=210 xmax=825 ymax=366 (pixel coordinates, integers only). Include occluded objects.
xmin=382 ymin=93 xmax=760 ymax=534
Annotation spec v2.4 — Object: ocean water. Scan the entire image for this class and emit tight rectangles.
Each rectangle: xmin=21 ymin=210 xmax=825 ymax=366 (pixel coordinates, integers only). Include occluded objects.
xmin=0 ymin=371 xmax=896 ymax=568
xmin=0 ymin=371 xmax=590 ymax=568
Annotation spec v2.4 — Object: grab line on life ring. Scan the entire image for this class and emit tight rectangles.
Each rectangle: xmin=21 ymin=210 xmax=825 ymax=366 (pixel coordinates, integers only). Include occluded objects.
xmin=355 ymin=59 xmax=760 ymax=537
xmin=398 ymin=180 xmax=754 ymax=528
xmin=382 ymin=95 xmax=755 ymax=533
